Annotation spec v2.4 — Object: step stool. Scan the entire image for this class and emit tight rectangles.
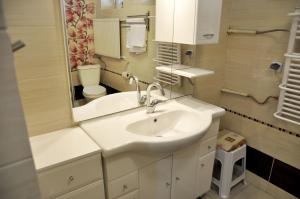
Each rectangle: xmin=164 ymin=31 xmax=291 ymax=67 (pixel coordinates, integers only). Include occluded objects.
xmin=212 ymin=144 xmax=246 ymax=198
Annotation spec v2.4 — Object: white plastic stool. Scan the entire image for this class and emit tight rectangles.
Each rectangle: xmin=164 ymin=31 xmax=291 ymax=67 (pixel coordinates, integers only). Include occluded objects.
xmin=212 ymin=144 xmax=246 ymax=198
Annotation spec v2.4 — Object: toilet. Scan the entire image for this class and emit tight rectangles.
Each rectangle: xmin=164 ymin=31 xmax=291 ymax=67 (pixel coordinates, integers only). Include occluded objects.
xmin=78 ymin=64 xmax=106 ymax=102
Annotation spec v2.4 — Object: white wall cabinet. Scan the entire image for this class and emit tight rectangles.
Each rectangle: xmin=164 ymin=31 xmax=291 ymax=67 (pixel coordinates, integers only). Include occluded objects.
xmin=155 ymin=0 xmax=175 ymax=43
xmin=104 ymin=118 xmax=221 ymax=199
xmin=155 ymin=0 xmax=223 ymax=45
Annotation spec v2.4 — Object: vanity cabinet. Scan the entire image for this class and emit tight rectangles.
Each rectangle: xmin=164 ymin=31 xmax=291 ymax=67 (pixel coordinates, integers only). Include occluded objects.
xmin=155 ymin=0 xmax=223 ymax=45
xmin=30 ymin=128 xmax=105 ymax=199
xmin=103 ymin=118 xmax=220 ymax=199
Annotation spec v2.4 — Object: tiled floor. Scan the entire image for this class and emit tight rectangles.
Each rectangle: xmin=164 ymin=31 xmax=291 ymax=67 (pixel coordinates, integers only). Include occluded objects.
xmin=202 ymin=183 xmax=275 ymax=199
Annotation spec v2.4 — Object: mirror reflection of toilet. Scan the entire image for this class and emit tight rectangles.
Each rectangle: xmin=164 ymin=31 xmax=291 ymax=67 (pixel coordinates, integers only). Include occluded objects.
xmin=78 ymin=64 xmax=107 ymax=102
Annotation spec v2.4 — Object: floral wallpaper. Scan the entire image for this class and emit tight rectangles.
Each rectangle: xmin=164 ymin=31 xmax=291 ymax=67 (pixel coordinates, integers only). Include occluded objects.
xmin=64 ymin=0 xmax=96 ymax=71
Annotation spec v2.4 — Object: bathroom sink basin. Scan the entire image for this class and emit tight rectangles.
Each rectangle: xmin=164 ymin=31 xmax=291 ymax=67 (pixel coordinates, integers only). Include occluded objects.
xmin=80 ymin=99 xmax=215 ymax=157
xmin=126 ymin=110 xmax=202 ymax=138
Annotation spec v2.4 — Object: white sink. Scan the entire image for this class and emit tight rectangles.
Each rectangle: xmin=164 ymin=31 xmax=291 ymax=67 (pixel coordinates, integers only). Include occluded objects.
xmin=126 ymin=110 xmax=203 ymax=138
xmin=80 ymin=98 xmax=216 ymax=157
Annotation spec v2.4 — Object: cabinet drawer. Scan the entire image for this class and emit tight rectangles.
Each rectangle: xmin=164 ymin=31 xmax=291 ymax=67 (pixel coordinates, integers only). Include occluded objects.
xmin=56 ymin=180 xmax=105 ymax=199
xmin=38 ymin=154 xmax=103 ymax=198
xmin=198 ymin=136 xmax=217 ymax=157
xmin=108 ymin=171 xmax=138 ymax=199
xmin=117 ymin=190 xmax=139 ymax=199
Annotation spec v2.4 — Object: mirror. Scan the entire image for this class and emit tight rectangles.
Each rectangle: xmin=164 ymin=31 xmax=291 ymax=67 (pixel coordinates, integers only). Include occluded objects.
xmin=60 ymin=0 xmax=176 ymax=122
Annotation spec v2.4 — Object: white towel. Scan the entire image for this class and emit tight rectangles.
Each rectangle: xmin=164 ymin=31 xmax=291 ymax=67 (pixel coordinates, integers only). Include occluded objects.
xmin=128 ymin=46 xmax=146 ymax=54
xmin=126 ymin=18 xmax=147 ymax=54
xmin=126 ymin=24 xmax=146 ymax=48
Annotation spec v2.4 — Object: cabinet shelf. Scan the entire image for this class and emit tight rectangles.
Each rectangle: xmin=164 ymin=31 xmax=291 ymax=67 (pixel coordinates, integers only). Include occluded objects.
xmin=156 ymin=64 xmax=214 ymax=79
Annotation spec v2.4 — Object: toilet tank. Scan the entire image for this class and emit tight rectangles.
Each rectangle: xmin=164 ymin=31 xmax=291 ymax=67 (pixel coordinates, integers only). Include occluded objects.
xmin=77 ymin=65 xmax=101 ymax=87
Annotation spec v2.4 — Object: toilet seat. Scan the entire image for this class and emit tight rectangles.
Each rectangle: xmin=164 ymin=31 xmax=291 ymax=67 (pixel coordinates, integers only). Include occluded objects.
xmin=83 ymin=85 xmax=107 ymax=99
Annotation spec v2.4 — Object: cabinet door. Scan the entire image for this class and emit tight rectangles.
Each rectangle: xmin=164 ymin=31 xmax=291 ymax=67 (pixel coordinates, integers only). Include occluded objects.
xmin=155 ymin=0 xmax=175 ymax=43
xmin=195 ymin=151 xmax=216 ymax=197
xmin=173 ymin=0 xmax=197 ymax=44
xmin=195 ymin=0 xmax=222 ymax=44
xmin=171 ymin=145 xmax=198 ymax=199
xmin=139 ymin=156 xmax=172 ymax=199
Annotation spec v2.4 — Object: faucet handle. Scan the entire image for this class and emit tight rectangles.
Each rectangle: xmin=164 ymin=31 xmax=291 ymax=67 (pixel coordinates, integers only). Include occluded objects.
xmin=150 ymin=99 xmax=164 ymax=107
xmin=129 ymin=78 xmax=133 ymax=85
xmin=140 ymin=95 xmax=147 ymax=104
xmin=150 ymin=82 xmax=165 ymax=96
xmin=129 ymin=75 xmax=138 ymax=85
xmin=160 ymin=87 xmax=165 ymax=96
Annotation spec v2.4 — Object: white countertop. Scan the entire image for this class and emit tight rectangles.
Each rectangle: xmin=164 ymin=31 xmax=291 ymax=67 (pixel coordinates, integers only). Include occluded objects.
xmin=30 ymin=127 xmax=101 ymax=171
xmin=174 ymin=96 xmax=225 ymax=118
xmin=80 ymin=96 xmax=225 ymax=157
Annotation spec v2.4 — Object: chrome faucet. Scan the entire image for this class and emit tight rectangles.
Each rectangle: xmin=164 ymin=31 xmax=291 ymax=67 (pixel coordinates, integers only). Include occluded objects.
xmin=129 ymin=75 xmax=146 ymax=105
xmin=146 ymin=82 xmax=165 ymax=113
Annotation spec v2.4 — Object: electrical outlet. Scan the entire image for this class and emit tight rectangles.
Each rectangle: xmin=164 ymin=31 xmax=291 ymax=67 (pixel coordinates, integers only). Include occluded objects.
xmin=270 ymin=61 xmax=283 ymax=72
xmin=185 ymin=50 xmax=193 ymax=56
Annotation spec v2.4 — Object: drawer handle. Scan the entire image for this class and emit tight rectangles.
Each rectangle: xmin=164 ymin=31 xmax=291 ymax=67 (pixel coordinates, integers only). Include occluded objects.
xmin=202 ymin=33 xmax=215 ymax=39
xmin=208 ymin=145 xmax=212 ymax=150
xmin=165 ymin=182 xmax=171 ymax=187
xmin=176 ymin=177 xmax=180 ymax=181
xmin=68 ymin=176 xmax=74 ymax=184
xmin=123 ymin=184 xmax=128 ymax=191
xmin=201 ymin=163 xmax=205 ymax=168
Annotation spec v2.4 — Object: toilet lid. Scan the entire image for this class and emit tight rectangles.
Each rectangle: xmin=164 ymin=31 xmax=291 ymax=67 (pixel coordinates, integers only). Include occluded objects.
xmin=83 ymin=85 xmax=106 ymax=96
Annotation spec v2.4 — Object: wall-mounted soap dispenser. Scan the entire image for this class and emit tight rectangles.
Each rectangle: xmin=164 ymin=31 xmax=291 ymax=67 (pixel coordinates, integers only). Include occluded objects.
xmin=155 ymin=0 xmax=223 ymax=45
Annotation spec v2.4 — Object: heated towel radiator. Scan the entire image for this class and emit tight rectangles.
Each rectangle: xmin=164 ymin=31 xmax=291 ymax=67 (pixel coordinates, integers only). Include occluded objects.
xmin=153 ymin=42 xmax=181 ymax=85
xmin=275 ymin=8 xmax=300 ymax=125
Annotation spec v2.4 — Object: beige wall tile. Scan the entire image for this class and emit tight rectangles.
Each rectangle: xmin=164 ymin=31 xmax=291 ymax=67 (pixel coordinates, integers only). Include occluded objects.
xmin=18 ymin=75 xmax=73 ymax=136
xmin=7 ymin=26 xmax=66 ymax=81
xmin=3 ymin=0 xmax=73 ymax=136
xmin=3 ymin=0 xmax=58 ymax=26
